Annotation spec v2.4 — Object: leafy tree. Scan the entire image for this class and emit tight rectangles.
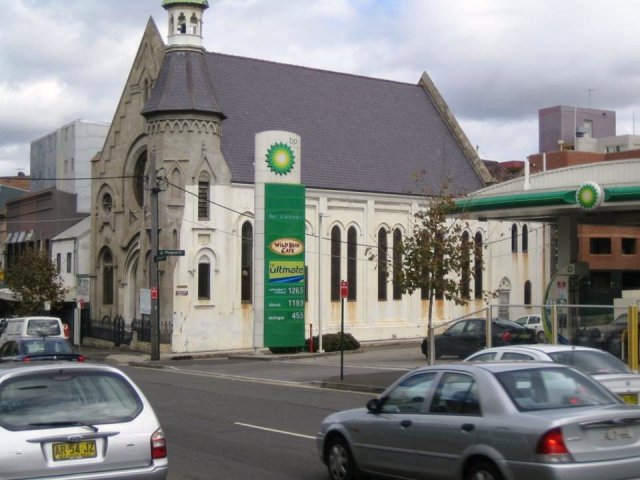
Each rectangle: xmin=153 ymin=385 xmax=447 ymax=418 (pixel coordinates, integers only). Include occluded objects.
xmin=6 ymin=249 xmax=66 ymax=316
xmin=368 ymin=192 xmax=478 ymax=365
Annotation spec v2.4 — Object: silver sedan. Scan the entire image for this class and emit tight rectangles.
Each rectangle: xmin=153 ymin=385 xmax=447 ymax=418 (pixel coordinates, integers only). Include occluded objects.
xmin=317 ymin=362 xmax=640 ymax=480
xmin=0 ymin=362 xmax=168 ymax=479
xmin=465 ymin=344 xmax=640 ymax=405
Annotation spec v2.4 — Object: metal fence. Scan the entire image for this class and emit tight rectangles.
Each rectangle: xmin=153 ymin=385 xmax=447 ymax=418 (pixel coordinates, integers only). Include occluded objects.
xmin=85 ymin=313 xmax=172 ymax=347
xmin=427 ymin=303 xmax=633 ymax=363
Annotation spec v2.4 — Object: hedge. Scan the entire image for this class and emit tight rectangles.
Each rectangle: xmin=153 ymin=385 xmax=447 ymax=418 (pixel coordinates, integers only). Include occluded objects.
xmin=268 ymin=332 xmax=360 ymax=354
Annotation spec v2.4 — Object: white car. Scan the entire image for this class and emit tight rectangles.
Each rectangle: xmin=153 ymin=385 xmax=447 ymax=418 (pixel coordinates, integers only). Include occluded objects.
xmin=514 ymin=314 xmax=546 ymax=343
xmin=0 ymin=362 xmax=168 ymax=479
xmin=465 ymin=344 xmax=640 ymax=405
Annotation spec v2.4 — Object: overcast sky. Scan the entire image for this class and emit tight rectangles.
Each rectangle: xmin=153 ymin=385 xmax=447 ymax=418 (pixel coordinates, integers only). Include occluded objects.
xmin=2 ymin=0 xmax=640 ymax=177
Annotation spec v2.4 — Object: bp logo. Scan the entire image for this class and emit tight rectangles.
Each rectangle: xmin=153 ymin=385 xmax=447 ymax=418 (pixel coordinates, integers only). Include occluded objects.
xmin=576 ymin=181 xmax=604 ymax=210
xmin=265 ymin=142 xmax=295 ymax=175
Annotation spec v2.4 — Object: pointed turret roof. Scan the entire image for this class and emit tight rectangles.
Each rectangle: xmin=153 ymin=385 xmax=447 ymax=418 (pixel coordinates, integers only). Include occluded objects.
xmin=141 ymin=49 xmax=225 ymax=118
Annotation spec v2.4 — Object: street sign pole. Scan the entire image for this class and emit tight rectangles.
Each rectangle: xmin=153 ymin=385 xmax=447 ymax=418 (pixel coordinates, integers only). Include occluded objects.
xmin=340 ymin=280 xmax=348 ymax=380
xmin=150 ymin=149 xmax=161 ymax=361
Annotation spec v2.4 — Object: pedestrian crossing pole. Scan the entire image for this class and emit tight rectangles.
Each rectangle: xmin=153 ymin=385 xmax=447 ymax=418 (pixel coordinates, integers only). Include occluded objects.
xmin=150 ymin=148 xmax=161 ymax=361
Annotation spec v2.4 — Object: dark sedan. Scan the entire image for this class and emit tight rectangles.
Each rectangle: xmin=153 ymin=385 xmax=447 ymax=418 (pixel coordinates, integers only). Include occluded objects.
xmin=0 ymin=337 xmax=85 ymax=362
xmin=421 ymin=317 xmax=536 ymax=359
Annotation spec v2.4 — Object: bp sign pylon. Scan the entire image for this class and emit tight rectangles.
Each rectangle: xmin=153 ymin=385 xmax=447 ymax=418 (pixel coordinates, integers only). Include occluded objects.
xmin=254 ymin=131 xmax=305 ymax=349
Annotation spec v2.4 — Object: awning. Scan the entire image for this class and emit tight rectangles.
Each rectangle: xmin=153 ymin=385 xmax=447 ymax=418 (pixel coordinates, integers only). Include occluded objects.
xmin=5 ymin=230 xmax=34 ymax=244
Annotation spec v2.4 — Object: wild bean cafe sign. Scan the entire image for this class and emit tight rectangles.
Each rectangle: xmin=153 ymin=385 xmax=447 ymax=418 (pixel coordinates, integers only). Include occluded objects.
xmin=264 ymin=183 xmax=305 ymax=347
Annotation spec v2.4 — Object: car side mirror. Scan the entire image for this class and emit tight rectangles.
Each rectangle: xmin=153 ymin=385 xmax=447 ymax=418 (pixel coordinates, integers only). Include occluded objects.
xmin=366 ymin=398 xmax=383 ymax=413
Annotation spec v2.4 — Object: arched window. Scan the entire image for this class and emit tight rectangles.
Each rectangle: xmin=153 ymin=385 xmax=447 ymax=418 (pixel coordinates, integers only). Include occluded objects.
xmin=393 ymin=229 xmax=402 ymax=300
xmin=198 ymin=171 xmax=210 ymax=220
xmin=133 ymin=151 xmax=147 ymax=208
xmin=331 ymin=226 xmax=341 ymax=301
xmin=511 ymin=224 xmax=518 ymax=253
xmin=378 ymin=228 xmax=388 ymax=301
xmin=170 ymin=168 xmax=182 ymax=201
xmin=102 ymin=249 xmax=114 ymax=305
xmin=522 ymin=224 xmax=529 ymax=253
xmin=524 ymin=280 xmax=532 ymax=305
xmin=241 ymin=222 xmax=253 ymax=303
xmin=190 ymin=13 xmax=198 ymax=34
xmin=461 ymin=231 xmax=471 ymax=300
xmin=101 ymin=192 xmax=113 ymax=214
xmin=347 ymin=227 xmax=357 ymax=301
xmin=474 ymin=232 xmax=483 ymax=299
xmin=198 ymin=256 xmax=211 ymax=300
xmin=177 ymin=13 xmax=186 ymax=33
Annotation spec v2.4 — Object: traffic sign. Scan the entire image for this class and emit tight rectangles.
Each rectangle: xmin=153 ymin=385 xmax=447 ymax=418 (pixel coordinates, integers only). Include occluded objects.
xmin=340 ymin=280 xmax=348 ymax=299
xmin=158 ymin=249 xmax=185 ymax=256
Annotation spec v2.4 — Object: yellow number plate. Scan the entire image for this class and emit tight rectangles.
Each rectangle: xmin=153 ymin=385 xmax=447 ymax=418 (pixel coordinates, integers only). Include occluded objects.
xmin=52 ymin=440 xmax=97 ymax=461
xmin=620 ymin=393 xmax=638 ymax=405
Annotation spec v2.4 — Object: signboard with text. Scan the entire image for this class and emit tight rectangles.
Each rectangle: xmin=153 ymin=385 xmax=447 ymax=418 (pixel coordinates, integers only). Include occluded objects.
xmin=264 ymin=183 xmax=306 ymax=347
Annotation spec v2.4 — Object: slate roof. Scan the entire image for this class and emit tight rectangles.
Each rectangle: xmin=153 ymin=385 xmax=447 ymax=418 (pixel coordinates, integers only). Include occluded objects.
xmin=143 ymin=49 xmax=488 ymax=196
xmin=141 ymin=50 xmax=224 ymax=118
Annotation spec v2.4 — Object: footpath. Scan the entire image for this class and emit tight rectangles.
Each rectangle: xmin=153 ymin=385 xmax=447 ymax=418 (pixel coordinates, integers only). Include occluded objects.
xmin=76 ymin=342 xmax=418 ymax=394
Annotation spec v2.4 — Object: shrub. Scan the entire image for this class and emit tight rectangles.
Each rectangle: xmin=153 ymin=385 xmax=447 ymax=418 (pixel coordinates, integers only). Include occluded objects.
xmin=305 ymin=333 xmax=360 ymax=352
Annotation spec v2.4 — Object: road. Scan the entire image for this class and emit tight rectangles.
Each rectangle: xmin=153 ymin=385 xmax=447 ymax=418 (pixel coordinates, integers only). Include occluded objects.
xmin=119 ymin=343 xmax=428 ymax=479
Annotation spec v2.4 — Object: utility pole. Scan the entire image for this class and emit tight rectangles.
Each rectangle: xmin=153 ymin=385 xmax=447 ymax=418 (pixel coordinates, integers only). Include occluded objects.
xmin=150 ymin=148 xmax=161 ymax=361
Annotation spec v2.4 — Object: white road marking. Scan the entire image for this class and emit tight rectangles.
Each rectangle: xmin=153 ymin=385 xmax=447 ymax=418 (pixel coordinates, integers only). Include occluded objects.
xmin=235 ymin=422 xmax=315 ymax=440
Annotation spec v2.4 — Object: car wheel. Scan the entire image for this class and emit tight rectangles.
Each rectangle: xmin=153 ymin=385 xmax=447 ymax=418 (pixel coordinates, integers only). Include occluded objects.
xmin=326 ymin=436 xmax=359 ymax=480
xmin=466 ymin=460 xmax=503 ymax=480
xmin=536 ymin=330 xmax=546 ymax=343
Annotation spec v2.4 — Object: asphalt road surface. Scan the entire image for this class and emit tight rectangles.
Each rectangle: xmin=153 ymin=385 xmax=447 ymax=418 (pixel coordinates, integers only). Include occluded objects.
xmin=119 ymin=343 xmax=430 ymax=479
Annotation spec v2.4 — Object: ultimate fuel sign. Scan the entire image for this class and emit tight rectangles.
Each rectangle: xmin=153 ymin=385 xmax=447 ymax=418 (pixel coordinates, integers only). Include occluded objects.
xmin=264 ymin=183 xmax=306 ymax=347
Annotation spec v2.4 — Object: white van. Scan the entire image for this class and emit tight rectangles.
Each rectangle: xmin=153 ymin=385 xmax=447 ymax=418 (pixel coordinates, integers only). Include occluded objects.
xmin=0 ymin=316 xmax=65 ymax=344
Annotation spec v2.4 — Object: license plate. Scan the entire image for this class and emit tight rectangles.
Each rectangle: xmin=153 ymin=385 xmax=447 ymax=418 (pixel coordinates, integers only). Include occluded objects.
xmin=52 ymin=440 xmax=97 ymax=461
xmin=603 ymin=427 xmax=633 ymax=441
xmin=619 ymin=393 xmax=638 ymax=405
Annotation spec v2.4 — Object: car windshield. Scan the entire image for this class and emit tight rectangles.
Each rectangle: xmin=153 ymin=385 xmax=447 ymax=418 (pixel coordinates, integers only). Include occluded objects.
xmin=0 ymin=370 xmax=142 ymax=431
xmin=497 ymin=367 xmax=618 ymax=411
xmin=494 ymin=319 xmax=524 ymax=330
xmin=514 ymin=317 xmax=527 ymax=326
xmin=21 ymin=339 xmax=74 ymax=355
xmin=548 ymin=350 xmax=631 ymax=375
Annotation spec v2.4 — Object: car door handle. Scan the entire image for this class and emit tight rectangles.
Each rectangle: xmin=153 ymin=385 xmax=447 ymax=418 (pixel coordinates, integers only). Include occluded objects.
xmin=400 ymin=419 xmax=412 ymax=428
xmin=461 ymin=423 xmax=475 ymax=432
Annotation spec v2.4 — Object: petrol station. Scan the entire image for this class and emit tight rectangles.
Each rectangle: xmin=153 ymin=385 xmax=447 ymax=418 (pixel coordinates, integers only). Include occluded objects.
xmin=456 ymin=158 xmax=640 ymax=369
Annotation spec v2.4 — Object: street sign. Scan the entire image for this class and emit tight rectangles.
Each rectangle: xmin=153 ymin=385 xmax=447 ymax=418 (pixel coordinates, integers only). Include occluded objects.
xmin=158 ymin=249 xmax=185 ymax=256
xmin=151 ymin=287 xmax=158 ymax=300
xmin=340 ymin=280 xmax=348 ymax=299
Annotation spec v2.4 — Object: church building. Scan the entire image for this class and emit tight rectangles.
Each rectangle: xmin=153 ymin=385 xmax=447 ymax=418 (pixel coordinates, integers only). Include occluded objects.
xmin=89 ymin=0 xmax=545 ymax=353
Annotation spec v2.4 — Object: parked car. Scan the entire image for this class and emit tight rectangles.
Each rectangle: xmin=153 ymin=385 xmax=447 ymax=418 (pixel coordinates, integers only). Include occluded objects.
xmin=0 ymin=316 xmax=65 ymax=344
xmin=0 ymin=336 xmax=85 ymax=362
xmin=317 ymin=361 xmax=640 ymax=480
xmin=0 ymin=362 xmax=168 ymax=479
xmin=420 ymin=317 xmax=536 ymax=359
xmin=601 ymin=313 xmax=632 ymax=357
xmin=465 ymin=344 xmax=640 ymax=405
xmin=514 ymin=314 xmax=547 ymax=343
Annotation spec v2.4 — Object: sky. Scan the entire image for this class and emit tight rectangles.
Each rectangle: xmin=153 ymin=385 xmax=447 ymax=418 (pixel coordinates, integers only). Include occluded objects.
xmin=2 ymin=0 xmax=640 ymax=177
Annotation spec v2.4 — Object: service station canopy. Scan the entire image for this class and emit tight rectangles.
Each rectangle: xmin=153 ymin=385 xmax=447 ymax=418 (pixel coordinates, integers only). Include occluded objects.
xmin=455 ymin=158 xmax=640 ymax=226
